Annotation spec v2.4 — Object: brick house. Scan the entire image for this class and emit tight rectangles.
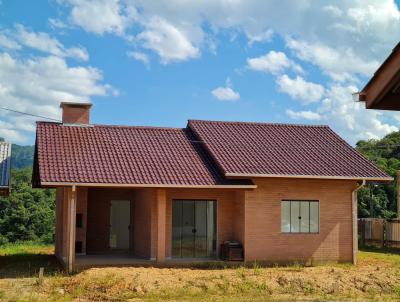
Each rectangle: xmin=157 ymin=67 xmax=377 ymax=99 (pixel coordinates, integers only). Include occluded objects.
xmin=32 ymin=102 xmax=391 ymax=272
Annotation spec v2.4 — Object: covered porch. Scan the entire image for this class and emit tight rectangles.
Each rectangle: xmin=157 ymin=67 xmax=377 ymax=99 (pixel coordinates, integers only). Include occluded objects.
xmin=55 ymin=186 xmax=247 ymax=272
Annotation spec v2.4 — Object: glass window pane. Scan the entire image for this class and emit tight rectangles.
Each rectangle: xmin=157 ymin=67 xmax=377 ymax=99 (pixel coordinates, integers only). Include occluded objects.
xmin=195 ymin=201 xmax=207 ymax=258
xmin=181 ymin=201 xmax=195 ymax=257
xmin=310 ymin=202 xmax=319 ymax=233
xmin=172 ymin=201 xmax=183 ymax=257
xmin=290 ymin=201 xmax=300 ymax=232
xmin=281 ymin=201 xmax=291 ymax=232
xmin=300 ymin=202 xmax=310 ymax=232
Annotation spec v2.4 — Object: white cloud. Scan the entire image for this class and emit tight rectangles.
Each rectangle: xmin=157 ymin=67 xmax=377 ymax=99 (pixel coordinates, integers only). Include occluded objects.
xmin=286 ymin=109 xmax=321 ymax=121
xmin=286 ymin=38 xmax=379 ymax=82
xmin=0 ymin=52 xmax=114 ymax=143
xmin=276 ymin=75 xmax=324 ymax=104
xmin=317 ymin=84 xmax=398 ymax=144
xmin=247 ymin=51 xmax=302 ymax=75
xmin=212 ymin=86 xmax=240 ymax=101
xmin=285 ymin=83 xmax=400 ymax=145
xmin=0 ymin=33 xmax=21 ymax=50
xmin=127 ymin=51 xmax=150 ymax=65
xmin=61 ymin=0 xmax=135 ymax=35
xmin=323 ymin=5 xmax=343 ymax=18
xmin=48 ymin=18 xmax=69 ymax=29
xmin=57 ymin=1 xmax=400 ymax=70
xmin=51 ymin=0 xmax=400 ymax=142
xmin=137 ymin=17 xmax=200 ymax=63
xmin=247 ymin=29 xmax=274 ymax=46
xmin=15 ymin=24 xmax=89 ymax=61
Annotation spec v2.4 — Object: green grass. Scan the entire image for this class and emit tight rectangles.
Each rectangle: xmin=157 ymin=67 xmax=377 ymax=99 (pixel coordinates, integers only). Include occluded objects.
xmin=359 ymin=246 xmax=400 ymax=266
xmin=0 ymin=243 xmax=400 ymax=301
xmin=0 ymin=242 xmax=61 ymax=278
xmin=0 ymin=241 xmax=53 ymax=256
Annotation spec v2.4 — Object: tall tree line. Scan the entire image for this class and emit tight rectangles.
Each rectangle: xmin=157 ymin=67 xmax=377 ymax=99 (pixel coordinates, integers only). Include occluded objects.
xmin=356 ymin=131 xmax=400 ymax=219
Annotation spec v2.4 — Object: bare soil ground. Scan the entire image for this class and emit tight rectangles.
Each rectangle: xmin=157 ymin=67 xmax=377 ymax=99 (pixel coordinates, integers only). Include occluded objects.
xmin=1 ymin=244 xmax=400 ymax=301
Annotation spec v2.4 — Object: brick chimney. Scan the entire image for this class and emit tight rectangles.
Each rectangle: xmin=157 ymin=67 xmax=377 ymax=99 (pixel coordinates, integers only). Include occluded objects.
xmin=60 ymin=102 xmax=92 ymax=125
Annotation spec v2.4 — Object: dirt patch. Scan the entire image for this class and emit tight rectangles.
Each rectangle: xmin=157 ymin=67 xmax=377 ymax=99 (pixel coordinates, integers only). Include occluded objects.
xmin=38 ymin=257 xmax=400 ymax=301
xmin=1 ymin=253 xmax=400 ymax=301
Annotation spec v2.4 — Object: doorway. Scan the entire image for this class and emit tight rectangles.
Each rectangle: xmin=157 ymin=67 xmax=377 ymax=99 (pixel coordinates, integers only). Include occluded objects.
xmin=172 ymin=200 xmax=216 ymax=258
xmin=109 ymin=200 xmax=130 ymax=250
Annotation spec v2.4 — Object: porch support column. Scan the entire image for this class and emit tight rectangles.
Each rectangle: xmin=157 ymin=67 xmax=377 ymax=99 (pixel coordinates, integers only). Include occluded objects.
xmin=66 ymin=185 xmax=77 ymax=273
xmin=156 ymin=189 xmax=167 ymax=262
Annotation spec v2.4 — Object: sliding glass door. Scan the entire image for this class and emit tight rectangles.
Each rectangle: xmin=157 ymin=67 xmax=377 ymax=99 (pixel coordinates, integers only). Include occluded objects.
xmin=172 ymin=200 xmax=216 ymax=258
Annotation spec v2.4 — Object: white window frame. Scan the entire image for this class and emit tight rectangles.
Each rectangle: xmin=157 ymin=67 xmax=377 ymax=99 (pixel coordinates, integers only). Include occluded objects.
xmin=281 ymin=200 xmax=320 ymax=234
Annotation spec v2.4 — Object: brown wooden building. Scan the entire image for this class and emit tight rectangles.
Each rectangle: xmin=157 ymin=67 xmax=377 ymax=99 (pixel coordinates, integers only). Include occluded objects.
xmin=357 ymin=42 xmax=400 ymax=110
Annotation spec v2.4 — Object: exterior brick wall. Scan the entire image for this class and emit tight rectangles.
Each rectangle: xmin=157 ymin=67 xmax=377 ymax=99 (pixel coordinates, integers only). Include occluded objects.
xmin=132 ymin=189 xmax=154 ymax=258
xmin=76 ymin=187 xmax=88 ymax=254
xmin=56 ymin=187 xmax=73 ymax=269
xmin=61 ymin=187 xmax=69 ymax=262
xmin=68 ymin=177 xmax=357 ymax=264
xmin=55 ymin=187 xmax=64 ymax=259
xmin=243 ymin=178 xmax=358 ymax=263
xmin=61 ymin=104 xmax=90 ymax=124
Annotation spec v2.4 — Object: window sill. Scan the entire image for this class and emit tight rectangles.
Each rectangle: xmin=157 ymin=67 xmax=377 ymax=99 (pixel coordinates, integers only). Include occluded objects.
xmin=281 ymin=232 xmax=320 ymax=235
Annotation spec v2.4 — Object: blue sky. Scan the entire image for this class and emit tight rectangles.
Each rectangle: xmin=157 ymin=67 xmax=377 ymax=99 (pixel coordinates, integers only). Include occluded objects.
xmin=1 ymin=0 xmax=400 ymax=145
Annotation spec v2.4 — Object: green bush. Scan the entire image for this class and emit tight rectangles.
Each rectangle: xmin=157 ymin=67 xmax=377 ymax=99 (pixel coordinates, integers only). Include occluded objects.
xmin=356 ymin=132 xmax=400 ymax=219
xmin=0 ymin=168 xmax=55 ymax=245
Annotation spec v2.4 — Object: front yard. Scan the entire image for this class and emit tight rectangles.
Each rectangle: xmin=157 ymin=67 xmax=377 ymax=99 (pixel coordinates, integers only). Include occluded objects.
xmin=1 ymin=243 xmax=400 ymax=301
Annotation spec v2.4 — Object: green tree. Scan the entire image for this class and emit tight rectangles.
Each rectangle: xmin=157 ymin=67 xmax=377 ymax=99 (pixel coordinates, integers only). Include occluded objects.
xmin=356 ymin=133 xmax=400 ymax=219
xmin=0 ymin=168 xmax=55 ymax=245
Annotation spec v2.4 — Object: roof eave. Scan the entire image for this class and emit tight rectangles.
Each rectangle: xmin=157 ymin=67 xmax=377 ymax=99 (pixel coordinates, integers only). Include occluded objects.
xmin=225 ymin=173 xmax=394 ymax=182
xmin=39 ymin=181 xmax=257 ymax=189
xmin=360 ymin=42 xmax=400 ymax=110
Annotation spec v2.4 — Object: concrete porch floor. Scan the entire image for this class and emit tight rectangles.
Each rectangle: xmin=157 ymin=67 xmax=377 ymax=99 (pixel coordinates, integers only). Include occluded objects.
xmin=75 ymin=254 xmax=154 ymax=268
xmin=74 ymin=254 xmax=232 ymax=270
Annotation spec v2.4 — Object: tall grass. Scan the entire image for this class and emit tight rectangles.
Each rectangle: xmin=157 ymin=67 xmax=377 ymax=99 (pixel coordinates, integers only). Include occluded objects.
xmin=0 ymin=241 xmax=59 ymax=278
xmin=0 ymin=241 xmax=54 ymax=256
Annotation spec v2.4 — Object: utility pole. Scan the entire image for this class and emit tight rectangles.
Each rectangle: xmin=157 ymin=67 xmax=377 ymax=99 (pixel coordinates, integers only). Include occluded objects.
xmin=370 ymin=185 xmax=374 ymax=218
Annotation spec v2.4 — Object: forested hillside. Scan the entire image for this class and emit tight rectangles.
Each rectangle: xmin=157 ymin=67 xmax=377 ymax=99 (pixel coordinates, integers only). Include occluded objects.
xmin=0 ymin=137 xmax=34 ymax=169
xmin=356 ymin=131 xmax=400 ymax=219
xmin=11 ymin=144 xmax=34 ymax=169
xmin=0 ymin=168 xmax=55 ymax=245
xmin=0 ymin=138 xmax=54 ymax=244
xmin=0 ymin=132 xmax=399 ymax=245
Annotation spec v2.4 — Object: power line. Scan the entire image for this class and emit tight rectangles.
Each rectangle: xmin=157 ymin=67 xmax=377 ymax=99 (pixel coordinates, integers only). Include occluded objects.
xmin=0 ymin=106 xmax=61 ymax=122
xmin=357 ymin=144 xmax=400 ymax=150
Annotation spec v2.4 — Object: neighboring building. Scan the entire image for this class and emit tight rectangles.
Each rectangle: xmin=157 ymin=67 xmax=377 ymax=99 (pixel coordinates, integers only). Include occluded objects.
xmin=357 ymin=42 xmax=400 ymax=110
xmin=32 ymin=102 xmax=391 ymax=272
xmin=0 ymin=141 xmax=11 ymax=197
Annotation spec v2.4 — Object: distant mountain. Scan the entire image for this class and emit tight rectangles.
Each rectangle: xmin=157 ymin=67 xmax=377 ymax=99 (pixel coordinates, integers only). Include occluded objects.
xmin=11 ymin=144 xmax=34 ymax=169
xmin=0 ymin=137 xmax=34 ymax=169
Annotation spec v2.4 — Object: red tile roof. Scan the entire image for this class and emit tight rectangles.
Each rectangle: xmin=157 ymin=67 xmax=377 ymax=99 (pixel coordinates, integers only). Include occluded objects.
xmin=33 ymin=122 xmax=254 ymax=187
xmin=188 ymin=120 xmax=391 ymax=180
xmin=34 ymin=119 xmax=391 ymax=187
